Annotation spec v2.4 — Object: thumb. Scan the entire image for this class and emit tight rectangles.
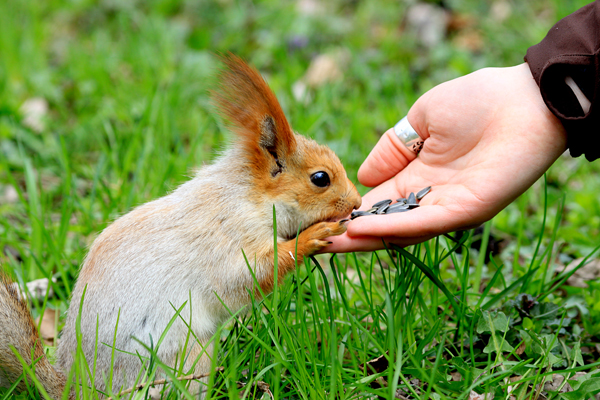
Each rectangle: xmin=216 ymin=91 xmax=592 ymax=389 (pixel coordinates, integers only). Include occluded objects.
xmin=357 ymin=123 xmax=420 ymax=187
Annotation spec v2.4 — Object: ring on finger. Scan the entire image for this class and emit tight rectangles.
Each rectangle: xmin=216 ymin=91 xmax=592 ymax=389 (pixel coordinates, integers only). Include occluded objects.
xmin=393 ymin=116 xmax=424 ymax=155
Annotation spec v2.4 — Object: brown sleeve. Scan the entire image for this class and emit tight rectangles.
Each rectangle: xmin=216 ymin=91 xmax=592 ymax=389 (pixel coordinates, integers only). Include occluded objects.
xmin=525 ymin=0 xmax=600 ymax=161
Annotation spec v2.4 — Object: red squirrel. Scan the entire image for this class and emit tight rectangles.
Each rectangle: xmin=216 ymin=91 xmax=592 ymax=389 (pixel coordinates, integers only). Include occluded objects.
xmin=0 ymin=55 xmax=361 ymax=398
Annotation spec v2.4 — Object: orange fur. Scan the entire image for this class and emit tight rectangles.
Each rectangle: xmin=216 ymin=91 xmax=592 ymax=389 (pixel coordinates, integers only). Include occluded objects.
xmin=213 ymin=54 xmax=297 ymax=177
xmin=0 ymin=55 xmax=361 ymax=398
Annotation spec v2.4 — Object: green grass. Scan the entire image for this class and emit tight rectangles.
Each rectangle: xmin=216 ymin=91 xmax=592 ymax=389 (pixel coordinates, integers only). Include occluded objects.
xmin=2 ymin=0 xmax=600 ymax=398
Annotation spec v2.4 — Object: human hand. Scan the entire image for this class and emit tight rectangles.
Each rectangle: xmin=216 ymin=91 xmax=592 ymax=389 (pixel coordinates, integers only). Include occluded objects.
xmin=327 ymin=63 xmax=567 ymax=252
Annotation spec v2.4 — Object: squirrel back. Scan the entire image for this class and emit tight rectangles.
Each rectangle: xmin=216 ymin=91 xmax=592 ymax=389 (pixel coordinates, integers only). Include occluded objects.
xmin=1 ymin=55 xmax=361 ymax=397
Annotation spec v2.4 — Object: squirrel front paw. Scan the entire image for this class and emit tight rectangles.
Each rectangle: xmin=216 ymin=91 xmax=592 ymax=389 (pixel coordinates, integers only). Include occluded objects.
xmin=297 ymin=219 xmax=348 ymax=254
xmin=273 ymin=219 xmax=348 ymax=284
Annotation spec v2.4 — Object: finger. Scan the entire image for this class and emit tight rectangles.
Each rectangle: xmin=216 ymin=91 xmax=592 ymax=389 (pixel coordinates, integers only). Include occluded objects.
xmin=321 ymin=232 xmax=435 ymax=253
xmin=406 ymin=95 xmax=431 ymax=142
xmin=346 ymin=204 xmax=473 ymax=239
xmin=357 ymin=128 xmax=419 ymax=187
xmin=320 ymin=233 xmax=385 ymax=253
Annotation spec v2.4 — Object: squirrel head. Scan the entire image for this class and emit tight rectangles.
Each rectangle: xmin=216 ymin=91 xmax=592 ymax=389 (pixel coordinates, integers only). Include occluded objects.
xmin=213 ymin=55 xmax=361 ymax=239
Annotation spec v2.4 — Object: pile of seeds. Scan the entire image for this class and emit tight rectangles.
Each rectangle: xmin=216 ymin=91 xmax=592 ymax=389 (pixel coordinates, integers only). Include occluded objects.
xmin=351 ymin=186 xmax=431 ymax=219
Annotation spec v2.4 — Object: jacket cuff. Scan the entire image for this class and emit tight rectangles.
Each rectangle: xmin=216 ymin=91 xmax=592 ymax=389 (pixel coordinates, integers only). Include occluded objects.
xmin=525 ymin=1 xmax=600 ymax=161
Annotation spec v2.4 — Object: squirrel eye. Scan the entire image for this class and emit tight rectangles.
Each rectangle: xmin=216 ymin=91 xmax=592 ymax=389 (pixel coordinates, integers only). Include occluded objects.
xmin=310 ymin=171 xmax=330 ymax=188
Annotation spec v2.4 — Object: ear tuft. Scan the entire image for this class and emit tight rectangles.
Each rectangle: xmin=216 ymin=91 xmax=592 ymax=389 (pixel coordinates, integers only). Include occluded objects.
xmin=212 ymin=54 xmax=296 ymax=160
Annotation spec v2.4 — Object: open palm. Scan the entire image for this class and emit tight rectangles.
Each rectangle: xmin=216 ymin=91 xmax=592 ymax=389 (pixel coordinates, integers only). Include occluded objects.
xmin=328 ymin=64 xmax=567 ymax=252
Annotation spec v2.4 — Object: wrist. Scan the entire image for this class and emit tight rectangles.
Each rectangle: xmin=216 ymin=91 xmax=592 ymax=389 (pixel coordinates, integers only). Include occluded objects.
xmin=517 ymin=63 xmax=567 ymax=153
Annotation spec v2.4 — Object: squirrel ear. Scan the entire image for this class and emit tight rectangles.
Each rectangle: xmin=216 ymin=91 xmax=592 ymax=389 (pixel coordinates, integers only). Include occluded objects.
xmin=213 ymin=54 xmax=297 ymax=161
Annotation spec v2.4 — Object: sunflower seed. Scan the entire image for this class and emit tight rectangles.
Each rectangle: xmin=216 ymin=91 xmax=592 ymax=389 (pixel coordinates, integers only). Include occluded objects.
xmin=385 ymin=207 xmax=411 ymax=214
xmin=407 ymin=192 xmax=417 ymax=205
xmin=376 ymin=204 xmax=390 ymax=214
xmin=350 ymin=186 xmax=433 ymax=219
xmin=372 ymin=199 xmax=392 ymax=208
xmin=387 ymin=202 xmax=409 ymax=212
xmin=416 ymin=186 xmax=431 ymax=199
xmin=351 ymin=210 xmax=375 ymax=219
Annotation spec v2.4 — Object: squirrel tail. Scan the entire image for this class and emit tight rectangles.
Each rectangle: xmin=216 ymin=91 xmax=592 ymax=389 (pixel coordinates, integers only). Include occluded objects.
xmin=0 ymin=273 xmax=69 ymax=399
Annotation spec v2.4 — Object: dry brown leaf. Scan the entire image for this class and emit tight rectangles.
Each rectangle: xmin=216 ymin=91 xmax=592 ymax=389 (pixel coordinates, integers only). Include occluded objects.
xmin=409 ymin=378 xmax=421 ymax=393
xmin=394 ymin=379 xmax=421 ymax=397
xmin=395 ymin=389 xmax=410 ymax=400
xmin=450 ymin=371 xmax=462 ymax=381
xmin=12 ymin=277 xmax=56 ymax=302
xmin=27 ymin=277 xmax=55 ymax=300
xmin=543 ymin=374 xmax=573 ymax=393
xmin=515 ymin=341 xmax=526 ymax=356
xmin=556 ymin=258 xmax=600 ymax=288
xmin=37 ymin=308 xmax=57 ymax=345
xmin=469 ymin=390 xmax=494 ymax=400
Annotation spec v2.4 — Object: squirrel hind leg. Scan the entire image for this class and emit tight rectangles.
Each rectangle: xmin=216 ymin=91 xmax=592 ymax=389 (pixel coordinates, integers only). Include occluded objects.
xmin=143 ymin=342 xmax=213 ymax=399
xmin=181 ymin=341 xmax=214 ymax=399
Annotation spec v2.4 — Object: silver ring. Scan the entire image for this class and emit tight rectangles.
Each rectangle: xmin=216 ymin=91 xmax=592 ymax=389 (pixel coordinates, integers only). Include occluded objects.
xmin=393 ymin=116 xmax=424 ymax=154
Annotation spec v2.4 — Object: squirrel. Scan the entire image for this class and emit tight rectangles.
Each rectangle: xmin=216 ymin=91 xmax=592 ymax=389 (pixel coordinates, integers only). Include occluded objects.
xmin=0 ymin=55 xmax=362 ymax=398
